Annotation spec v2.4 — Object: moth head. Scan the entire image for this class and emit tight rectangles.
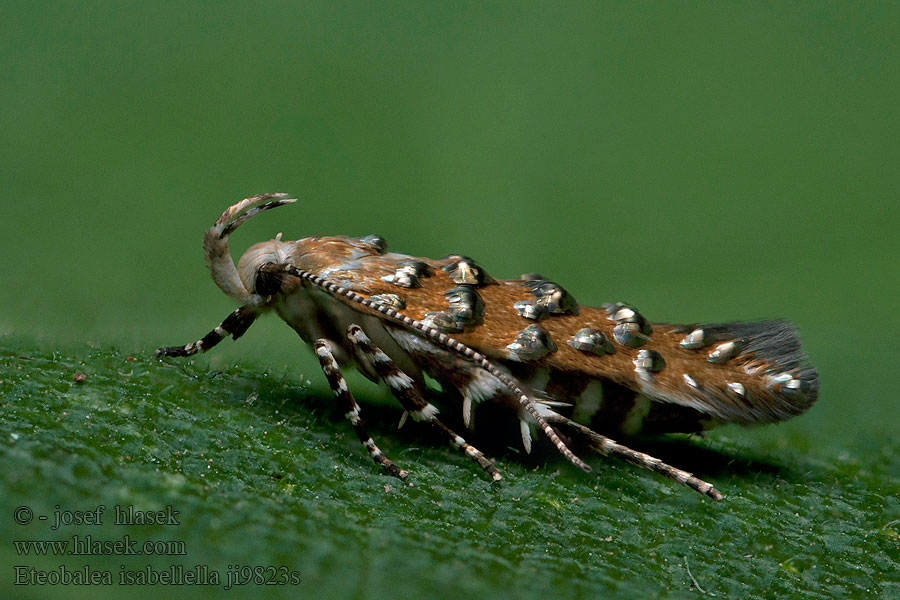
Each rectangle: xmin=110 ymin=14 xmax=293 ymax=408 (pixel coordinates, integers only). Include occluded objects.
xmin=237 ymin=237 xmax=292 ymax=297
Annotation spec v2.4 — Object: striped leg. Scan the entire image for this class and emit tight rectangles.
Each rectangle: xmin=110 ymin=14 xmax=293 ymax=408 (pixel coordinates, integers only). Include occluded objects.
xmin=274 ymin=263 xmax=590 ymax=473
xmin=155 ymin=305 xmax=258 ymax=357
xmin=346 ymin=325 xmax=502 ymax=482
xmin=314 ymin=340 xmax=409 ymax=480
xmin=546 ymin=415 xmax=723 ymax=501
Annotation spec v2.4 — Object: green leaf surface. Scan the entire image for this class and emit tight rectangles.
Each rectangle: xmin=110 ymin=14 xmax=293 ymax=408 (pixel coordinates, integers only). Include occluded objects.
xmin=2 ymin=339 xmax=897 ymax=599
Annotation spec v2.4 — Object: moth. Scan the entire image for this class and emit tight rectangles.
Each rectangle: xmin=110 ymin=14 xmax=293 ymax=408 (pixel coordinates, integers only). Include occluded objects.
xmin=156 ymin=193 xmax=819 ymax=500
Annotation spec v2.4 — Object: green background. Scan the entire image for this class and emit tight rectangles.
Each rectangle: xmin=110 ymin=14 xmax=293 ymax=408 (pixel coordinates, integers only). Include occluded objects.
xmin=2 ymin=2 xmax=898 ymax=598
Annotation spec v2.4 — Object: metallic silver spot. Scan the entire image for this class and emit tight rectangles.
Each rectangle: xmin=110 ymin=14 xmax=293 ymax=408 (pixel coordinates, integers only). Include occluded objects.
xmin=602 ymin=301 xmax=628 ymax=315
xmin=727 ymin=382 xmax=746 ymax=397
xmin=667 ymin=325 xmax=693 ymax=334
xmin=444 ymin=286 xmax=485 ymax=329
xmin=634 ymin=368 xmax=653 ymax=383
xmin=523 ymin=280 xmax=579 ymax=315
xmin=680 ymin=328 xmax=715 ymax=349
xmin=634 ymin=349 xmax=665 ymax=372
xmin=766 ymin=372 xmax=799 ymax=396
xmin=368 ymin=293 xmax=406 ymax=310
xmin=612 ymin=306 xmax=638 ymax=322
xmin=506 ymin=324 xmax=557 ymax=361
xmin=604 ymin=301 xmax=652 ymax=335
xmin=568 ymin=328 xmax=615 ymax=356
xmin=442 ymin=256 xmax=493 ymax=286
xmin=683 ymin=373 xmax=699 ymax=389
xmin=381 ymin=260 xmax=432 ymax=288
xmin=708 ymin=340 xmax=744 ymax=363
xmin=612 ymin=322 xmax=649 ymax=348
xmin=400 ymin=259 xmax=432 ymax=276
xmin=381 ymin=271 xmax=418 ymax=288
xmin=768 ymin=372 xmax=792 ymax=386
xmin=420 ymin=311 xmax=464 ymax=333
xmin=782 ymin=378 xmax=811 ymax=400
xmin=359 ymin=234 xmax=388 ymax=254
xmin=513 ymin=300 xmax=549 ymax=320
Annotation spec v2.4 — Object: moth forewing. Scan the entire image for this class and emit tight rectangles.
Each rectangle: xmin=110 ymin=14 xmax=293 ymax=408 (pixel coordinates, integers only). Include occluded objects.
xmin=156 ymin=194 xmax=819 ymax=501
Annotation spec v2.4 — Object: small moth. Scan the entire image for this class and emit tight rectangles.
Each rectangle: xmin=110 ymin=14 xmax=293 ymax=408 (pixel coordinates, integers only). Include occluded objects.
xmin=156 ymin=194 xmax=819 ymax=500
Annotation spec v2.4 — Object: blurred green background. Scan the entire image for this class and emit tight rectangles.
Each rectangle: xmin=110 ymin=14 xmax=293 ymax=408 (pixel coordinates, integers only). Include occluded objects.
xmin=2 ymin=2 xmax=898 ymax=599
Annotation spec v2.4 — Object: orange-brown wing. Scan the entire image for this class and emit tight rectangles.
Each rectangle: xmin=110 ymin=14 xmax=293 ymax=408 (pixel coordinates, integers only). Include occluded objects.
xmin=289 ymin=236 xmax=818 ymax=426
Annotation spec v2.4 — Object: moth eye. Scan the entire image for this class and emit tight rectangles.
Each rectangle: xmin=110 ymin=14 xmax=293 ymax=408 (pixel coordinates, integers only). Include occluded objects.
xmin=254 ymin=263 xmax=284 ymax=296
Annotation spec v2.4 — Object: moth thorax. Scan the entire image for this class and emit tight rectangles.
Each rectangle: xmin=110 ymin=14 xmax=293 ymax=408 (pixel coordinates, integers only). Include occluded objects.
xmin=237 ymin=239 xmax=292 ymax=295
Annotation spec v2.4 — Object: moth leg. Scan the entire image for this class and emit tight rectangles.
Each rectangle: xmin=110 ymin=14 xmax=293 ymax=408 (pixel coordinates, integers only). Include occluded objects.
xmin=544 ymin=414 xmax=723 ymax=501
xmin=313 ymin=340 xmax=409 ymax=480
xmin=347 ymin=325 xmax=502 ymax=482
xmin=155 ymin=305 xmax=258 ymax=357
